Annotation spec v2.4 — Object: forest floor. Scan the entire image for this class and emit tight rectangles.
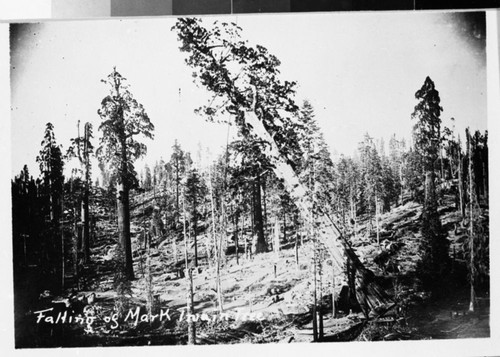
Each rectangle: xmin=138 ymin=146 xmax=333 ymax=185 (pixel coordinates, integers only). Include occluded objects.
xmin=18 ymin=191 xmax=489 ymax=347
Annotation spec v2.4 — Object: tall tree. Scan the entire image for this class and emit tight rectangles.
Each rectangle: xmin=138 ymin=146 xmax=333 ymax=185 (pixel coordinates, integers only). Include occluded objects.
xmin=296 ymin=101 xmax=336 ymax=217
xmin=37 ymin=122 xmax=65 ymax=224
xmin=336 ymin=155 xmax=360 ymax=228
xmin=67 ymin=121 xmax=94 ymax=263
xmin=36 ymin=122 xmax=65 ymax=290
xmin=411 ymin=76 xmax=449 ymax=287
xmin=358 ymin=133 xmax=383 ymax=243
xmin=388 ymin=134 xmax=407 ymax=206
xmin=464 ymin=128 xmax=489 ymax=311
xmin=97 ymin=68 xmax=154 ymax=280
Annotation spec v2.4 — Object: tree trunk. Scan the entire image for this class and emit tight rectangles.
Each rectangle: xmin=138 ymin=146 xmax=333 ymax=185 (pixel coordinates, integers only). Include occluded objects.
xmin=312 ymin=233 xmax=318 ymax=342
xmin=61 ymin=193 xmax=65 ymax=291
xmin=208 ymin=165 xmax=223 ymax=312
xmin=458 ymin=152 xmax=465 ymax=219
xmin=482 ymin=143 xmax=488 ymax=201
xmin=318 ymin=266 xmax=324 ymax=340
xmin=274 ymin=218 xmax=280 ymax=261
xmin=346 ymin=256 xmax=357 ymax=310
xmin=183 ymin=198 xmax=196 ymax=344
xmin=424 ymin=170 xmax=435 ymax=207
xmin=175 ymin=160 xmax=180 ymax=214
xmin=244 ymin=214 xmax=248 ymax=260
xmin=172 ymin=235 xmax=177 ymax=266
xmin=283 ymin=209 xmax=287 ymax=243
xmin=467 ymin=132 xmax=475 ymax=312
xmin=439 ymin=144 xmax=444 ymax=181
xmin=399 ymin=164 xmax=404 ymax=206
xmin=117 ymin=179 xmax=134 ymax=280
xmin=193 ymin=198 xmax=198 ymax=267
xmin=82 ymin=125 xmax=91 ymax=264
xmin=294 ymin=211 xmax=299 ymax=269
xmin=82 ymin=184 xmax=90 ymax=263
xmin=295 ymin=234 xmax=299 ymax=269
xmin=235 ymin=210 xmax=239 ymax=265
xmin=217 ymin=201 xmax=225 ymax=311
xmin=253 ymin=175 xmax=267 ymax=253
xmin=332 ymin=265 xmax=336 ymax=318
xmin=483 ymin=158 xmax=488 ymax=202
xmin=375 ymin=194 xmax=380 ymax=248
xmin=262 ymin=177 xmax=267 ymax=242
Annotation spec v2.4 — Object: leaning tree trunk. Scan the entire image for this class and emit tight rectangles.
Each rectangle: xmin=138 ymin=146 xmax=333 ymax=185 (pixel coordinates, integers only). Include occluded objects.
xmin=244 ymin=108 xmax=391 ymax=311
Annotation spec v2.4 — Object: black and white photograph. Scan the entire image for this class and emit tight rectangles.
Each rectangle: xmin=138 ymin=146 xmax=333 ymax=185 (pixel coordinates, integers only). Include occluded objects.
xmin=7 ymin=9 xmax=495 ymax=352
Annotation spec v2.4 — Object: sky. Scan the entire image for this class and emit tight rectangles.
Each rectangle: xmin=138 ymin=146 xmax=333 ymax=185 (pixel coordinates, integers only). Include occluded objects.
xmin=10 ymin=11 xmax=487 ymax=179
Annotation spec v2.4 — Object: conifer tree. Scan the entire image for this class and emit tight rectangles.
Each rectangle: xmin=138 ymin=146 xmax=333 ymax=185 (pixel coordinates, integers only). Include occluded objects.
xmin=411 ymin=77 xmax=449 ymax=287
xmin=97 ymin=68 xmax=154 ymax=280
xmin=67 ymin=120 xmax=94 ymax=263
xmin=36 ymin=122 xmax=65 ymax=290
xmin=143 ymin=164 xmax=153 ymax=191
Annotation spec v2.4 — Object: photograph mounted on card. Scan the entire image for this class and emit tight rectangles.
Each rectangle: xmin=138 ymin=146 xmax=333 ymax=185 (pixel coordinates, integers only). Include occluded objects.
xmin=9 ymin=10 xmax=490 ymax=348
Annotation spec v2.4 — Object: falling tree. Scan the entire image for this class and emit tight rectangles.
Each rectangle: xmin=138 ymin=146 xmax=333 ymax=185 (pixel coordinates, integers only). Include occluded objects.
xmin=97 ymin=68 xmax=155 ymax=280
xmin=174 ymin=18 xmax=392 ymax=312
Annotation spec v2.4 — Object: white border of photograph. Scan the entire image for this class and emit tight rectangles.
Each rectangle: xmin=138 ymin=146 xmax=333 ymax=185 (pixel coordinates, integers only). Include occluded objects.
xmin=1 ymin=4 xmax=499 ymax=357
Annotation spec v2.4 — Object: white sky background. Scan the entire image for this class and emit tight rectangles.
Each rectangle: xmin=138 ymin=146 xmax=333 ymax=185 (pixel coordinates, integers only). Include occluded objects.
xmin=10 ymin=11 xmax=487 ymax=179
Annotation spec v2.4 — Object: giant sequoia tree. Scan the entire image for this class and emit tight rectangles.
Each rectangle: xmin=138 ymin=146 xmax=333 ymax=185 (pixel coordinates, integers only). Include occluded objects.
xmin=411 ymin=77 xmax=449 ymax=286
xmin=97 ymin=68 xmax=155 ymax=280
